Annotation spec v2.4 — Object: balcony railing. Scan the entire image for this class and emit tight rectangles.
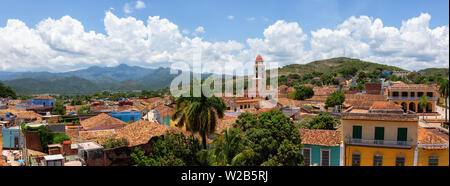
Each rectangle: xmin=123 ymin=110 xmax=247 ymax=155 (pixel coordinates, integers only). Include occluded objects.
xmin=345 ymin=137 xmax=413 ymax=148
xmin=388 ymin=97 xmax=439 ymax=101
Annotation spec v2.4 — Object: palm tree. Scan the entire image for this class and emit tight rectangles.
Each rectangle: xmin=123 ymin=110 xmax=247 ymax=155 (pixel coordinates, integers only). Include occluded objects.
xmin=198 ymin=128 xmax=254 ymax=166
xmin=439 ymin=79 xmax=449 ymax=124
xmin=419 ymin=96 xmax=429 ymax=120
xmin=173 ymin=92 xmax=226 ymax=150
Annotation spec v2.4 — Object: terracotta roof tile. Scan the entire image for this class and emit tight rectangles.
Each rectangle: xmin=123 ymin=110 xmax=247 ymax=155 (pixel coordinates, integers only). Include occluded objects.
xmin=298 ymin=128 xmax=342 ymax=146
xmin=80 ymin=113 xmax=127 ymax=131
xmin=370 ymin=101 xmax=402 ymax=110
xmin=115 ymin=120 xmax=194 ymax=146
xmin=418 ymin=126 xmax=449 ymax=150
xmin=33 ymin=95 xmax=55 ymax=100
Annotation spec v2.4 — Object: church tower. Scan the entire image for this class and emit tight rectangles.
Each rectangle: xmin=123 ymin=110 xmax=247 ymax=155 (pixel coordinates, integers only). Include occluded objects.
xmin=254 ymin=55 xmax=265 ymax=97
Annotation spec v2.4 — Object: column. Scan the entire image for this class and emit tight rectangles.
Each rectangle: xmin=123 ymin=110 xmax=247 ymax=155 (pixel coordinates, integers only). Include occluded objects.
xmin=413 ymin=147 xmax=418 ymax=166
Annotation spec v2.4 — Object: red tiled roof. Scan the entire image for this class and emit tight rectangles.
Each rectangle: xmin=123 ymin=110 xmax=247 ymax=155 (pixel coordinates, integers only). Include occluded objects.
xmin=255 ymin=55 xmax=263 ymax=62
xmin=418 ymin=126 xmax=449 ymax=150
xmin=370 ymin=101 xmax=402 ymax=110
xmin=80 ymin=113 xmax=127 ymax=131
xmin=298 ymin=128 xmax=342 ymax=146
xmin=33 ymin=95 xmax=55 ymax=100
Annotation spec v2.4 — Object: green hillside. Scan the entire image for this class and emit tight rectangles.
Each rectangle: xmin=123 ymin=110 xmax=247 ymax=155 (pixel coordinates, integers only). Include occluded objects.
xmin=276 ymin=57 xmax=406 ymax=76
xmin=419 ymin=68 xmax=449 ymax=78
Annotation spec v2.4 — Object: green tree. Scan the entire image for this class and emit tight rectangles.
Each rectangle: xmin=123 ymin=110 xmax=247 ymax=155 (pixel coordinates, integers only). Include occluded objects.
xmin=294 ymin=86 xmax=314 ymax=100
xmin=325 ymin=90 xmax=345 ymax=109
xmin=52 ymin=100 xmax=65 ymax=115
xmin=233 ymin=111 xmax=259 ymax=132
xmin=131 ymin=132 xmax=202 ymax=166
xmin=173 ymin=93 xmax=226 ymax=150
xmin=419 ymin=96 xmax=429 ymax=120
xmin=201 ymin=128 xmax=254 ymax=166
xmin=439 ymin=79 xmax=449 ymax=123
xmin=238 ymin=110 xmax=303 ymax=166
xmin=102 ymin=138 xmax=129 ymax=149
xmin=0 ymin=82 xmax=17 ymax=99
xmin=309 ymin=112 xmax=338 ymax=130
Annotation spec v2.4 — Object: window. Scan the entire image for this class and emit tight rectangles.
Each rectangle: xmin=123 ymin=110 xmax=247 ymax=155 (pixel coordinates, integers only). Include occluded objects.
xmin=393 ymin=92 xmax=399 ymax=97
xmin=351 ymin=153 xmax=360 ymax=166
xmin=374 ymin=127 xmax=385 ymax=144
xmin=410 ymin=92 xmax=415 ymax=97
xmin=418 ymin=92 xmax=424 ymax=97
xmin=373 ymin=155 xmax=383 ymax=166
xmin=395 ymin=156 xmax=405 ymax=166
xmin=401 ymin=92 xmax=408 ymax=97
xmin=321 ymin=150 xmax=330 ymax=166
xmin=352 ymin=126 xmax=362 ymax=140
xmin=426 ymin=92 xmax=433 ymax=98
xmin=429 ymin=156 xmax=439 ymax=166
xmin=303 ymin=148 xmax=311 ymax=166
xmin=397 ymin=128 xmax=408 ymax=145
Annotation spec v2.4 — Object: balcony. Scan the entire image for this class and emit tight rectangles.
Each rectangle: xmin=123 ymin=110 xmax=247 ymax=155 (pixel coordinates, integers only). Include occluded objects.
xmin=345 ymin=137 xmax=413 ymax=148
xmin=388 ymin=97 xmax=439 ymax=101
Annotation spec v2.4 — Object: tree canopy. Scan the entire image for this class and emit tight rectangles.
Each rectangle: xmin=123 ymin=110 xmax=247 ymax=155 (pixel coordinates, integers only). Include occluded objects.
xmin=325 ymin=90 xmax=346 ymax=109
xmin=293 ymin=86 xmax=314 ymax=100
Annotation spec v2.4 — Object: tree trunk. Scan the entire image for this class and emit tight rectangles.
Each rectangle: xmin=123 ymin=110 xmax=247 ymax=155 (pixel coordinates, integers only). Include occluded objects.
xmin=445 ymin=97 xmax=448 ymax=124
xmin=423 ymin=108 xmax=425 ymax=120
xmin=201 ymin=133 xmax=208 ymax=166
xmin=201 ymin=134 xmax=207 ymax=149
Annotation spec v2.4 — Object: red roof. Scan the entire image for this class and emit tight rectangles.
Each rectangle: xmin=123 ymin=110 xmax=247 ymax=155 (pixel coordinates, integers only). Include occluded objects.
xmin=255 ymin=55 xmax=263 ymax=62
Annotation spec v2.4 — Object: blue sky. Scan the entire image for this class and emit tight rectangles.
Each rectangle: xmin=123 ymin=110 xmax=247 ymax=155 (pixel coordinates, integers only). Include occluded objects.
xmin=0 ymin=0 xmax=448 ymax=72
xmin=1 ymin=0 xmax=448 ymax=43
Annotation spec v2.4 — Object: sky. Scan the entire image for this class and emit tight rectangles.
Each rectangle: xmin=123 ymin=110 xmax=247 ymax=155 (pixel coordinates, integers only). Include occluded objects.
xmin=0 ymin=0 xmax=448 ymax=73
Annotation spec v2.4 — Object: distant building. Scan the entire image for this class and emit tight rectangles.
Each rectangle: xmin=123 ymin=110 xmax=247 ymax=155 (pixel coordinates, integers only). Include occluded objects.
xmin=342 ymin=101 xmax=419 ymax=166
xmin=299 ymin=128 xmax=343 ymax=166
xmin=2 ymin=125 xmax=22 ymax=149
xmin=364 ymin=83 xmax=382 ymax=95
xmin=109 ymin=111 xmax=141 ymax=123
xmin=392 ymin=71 xmax=410 ymax=78
xmin=387 ymin=84 xmax=439 ymax=113
xmin=28 ymin=95 xmax=56 ymax=107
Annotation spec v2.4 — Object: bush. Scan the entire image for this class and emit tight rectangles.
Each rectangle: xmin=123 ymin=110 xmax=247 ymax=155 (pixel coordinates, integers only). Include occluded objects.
xmin=294 ymin=86 xmax=314 ymax=100
xmin=102 ymin=138 xmax=129 ymax=149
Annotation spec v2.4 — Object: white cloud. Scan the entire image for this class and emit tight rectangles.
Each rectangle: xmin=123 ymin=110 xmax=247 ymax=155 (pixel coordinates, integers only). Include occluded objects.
xmin=123 ymin=3 xmax=132 ymax=14
xmin=0 ymin=12 xmax=447 ymax=73
xmin=195 ymin=26 xmax=205 ymax=33
xmin=246 ymin=17 xmax=255 ymax=21
xmin=135 ymin=0 xmax=146 ymax=9
xmin=227 ymin=15 xmax=234 ymax=20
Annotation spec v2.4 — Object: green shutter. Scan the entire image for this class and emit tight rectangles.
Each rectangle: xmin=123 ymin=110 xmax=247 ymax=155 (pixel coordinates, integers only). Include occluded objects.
xmin=397 ymin=128 xmax=408 ymax=141
xmin=374 ymin=127 xmax=385 ymax=141
xmin=352 ymin=126 xmax=362 ymax=139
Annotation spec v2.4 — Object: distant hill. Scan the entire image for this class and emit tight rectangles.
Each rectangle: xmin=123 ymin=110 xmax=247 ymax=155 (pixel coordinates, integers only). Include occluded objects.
xmin=419 ymin=68 xmax=449 ymax=78
xmin=2 ymin=76 xmax=100 ymax=95
xmin=1 ymin=57 xmax=446 ymax=95
xmin=276 ymin=57 xmax=406 ymax=76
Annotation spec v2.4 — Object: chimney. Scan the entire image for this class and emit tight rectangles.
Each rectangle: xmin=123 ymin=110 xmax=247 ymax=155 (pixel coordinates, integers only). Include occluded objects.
xmin=62 ymin=140 xmax=71 ymax=156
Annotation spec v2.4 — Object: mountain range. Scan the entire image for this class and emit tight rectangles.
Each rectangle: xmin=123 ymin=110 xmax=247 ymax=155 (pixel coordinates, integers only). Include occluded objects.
xmin=0 ymin=64 xmax=182 ymax=95
xmin=1 ymin=57 xmax=448 ymax=95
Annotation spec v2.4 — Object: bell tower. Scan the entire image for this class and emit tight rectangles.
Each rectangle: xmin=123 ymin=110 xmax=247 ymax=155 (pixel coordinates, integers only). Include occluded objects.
xmin=254 ymin=55 xmax=265 ymax=97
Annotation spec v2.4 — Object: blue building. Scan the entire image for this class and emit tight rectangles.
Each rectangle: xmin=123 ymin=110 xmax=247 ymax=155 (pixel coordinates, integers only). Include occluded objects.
xmin=2 ymin=125 xmax=23 ymax=149
xmin=109 ymin=111 xmax=141 ymax=123
xmin=299 ymin=128 xmax=343 ymax=166
xmin=28 ymin=95 xmax=56 ymax=107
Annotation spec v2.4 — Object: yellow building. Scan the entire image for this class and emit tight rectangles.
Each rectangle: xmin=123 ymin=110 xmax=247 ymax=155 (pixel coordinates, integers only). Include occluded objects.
xmin=342 ymin=101 xmax=419 ymax=166
xmin=416 ymin=126 xmax=449 ymax=166
xmin=387 ymin=84 xmax=439 ymax=113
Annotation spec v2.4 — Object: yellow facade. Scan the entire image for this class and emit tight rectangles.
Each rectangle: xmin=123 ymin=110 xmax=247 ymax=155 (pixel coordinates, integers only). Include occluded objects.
xmin=341 ymin=119 xmax=418 ymax=145
xmin=417 ymin=148 xmax=449 ymax=166
xmin=345 ymin=145 xmax=415 ymax=166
